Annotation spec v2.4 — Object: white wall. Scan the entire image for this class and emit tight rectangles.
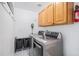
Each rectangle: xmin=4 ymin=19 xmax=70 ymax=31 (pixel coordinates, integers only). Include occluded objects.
xmin=14 ymin=8 xmax=36 ymax=38
xmin=0 ymin=3 xmax=14 ymax=55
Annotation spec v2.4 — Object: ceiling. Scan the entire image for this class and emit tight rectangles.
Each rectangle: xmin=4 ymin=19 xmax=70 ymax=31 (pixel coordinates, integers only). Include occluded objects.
xmin=13 ymin=2 xmax=49 ymax=13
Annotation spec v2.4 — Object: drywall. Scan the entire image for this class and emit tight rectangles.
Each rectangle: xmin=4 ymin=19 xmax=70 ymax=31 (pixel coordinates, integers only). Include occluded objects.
xmin=0 ymin=3 xmax=14 ymax=55
xmin=14 ymin=8 xmax=36 ymax=38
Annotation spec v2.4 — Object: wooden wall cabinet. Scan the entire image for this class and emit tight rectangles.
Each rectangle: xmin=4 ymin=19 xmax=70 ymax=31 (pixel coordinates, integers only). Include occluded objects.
xmin=54 ymin=2 xmax=67 ymax=24
xmin=54 ymin=2 xmax=74 ymax=25
xmin=38 ymin=9 xmax=48 ymax=26
xmin=38 ymin=2 xmax=74 ymax=27
xmin=38 ymin=4 xmax=54 ymax=26
xmin=46 ymin=4 xmax=54 ymax=25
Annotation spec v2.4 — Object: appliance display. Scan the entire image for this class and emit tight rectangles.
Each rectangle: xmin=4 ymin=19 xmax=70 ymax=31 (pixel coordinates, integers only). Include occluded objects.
xmin=38 ymin=30 xmax=60 ymax=39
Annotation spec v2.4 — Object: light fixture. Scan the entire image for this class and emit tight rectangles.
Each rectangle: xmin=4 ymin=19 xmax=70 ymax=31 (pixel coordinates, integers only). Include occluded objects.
xmin=37 ymin=4 xmax=42 ymax=7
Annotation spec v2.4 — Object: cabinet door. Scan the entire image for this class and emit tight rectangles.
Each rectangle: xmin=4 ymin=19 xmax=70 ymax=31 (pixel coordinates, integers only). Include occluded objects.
xmin=38 ymin=11 xmax=45 ymax=26
xmin=47 ymin=4 xmax=54 ymax=25
xmin=42 ymin=9 xmax=48 ymax=26
xmin=67 ymin=2 xmax=74 ymax=24
xmin=54 ymin=2 xmax=67 ymax=25
xmin=38 ymin=12 xmax=43 ymax=26
xmin=38 ymin=9 xmax=47 ymax=26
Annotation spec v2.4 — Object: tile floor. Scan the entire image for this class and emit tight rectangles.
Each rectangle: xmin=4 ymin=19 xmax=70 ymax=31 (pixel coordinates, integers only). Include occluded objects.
xmin=14 ymin=48 xmax=29 ymax=56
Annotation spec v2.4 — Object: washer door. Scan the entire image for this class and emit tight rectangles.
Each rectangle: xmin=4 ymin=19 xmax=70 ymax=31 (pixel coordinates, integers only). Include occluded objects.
xmin=33 ymin=40 xmax=43 ymax=56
